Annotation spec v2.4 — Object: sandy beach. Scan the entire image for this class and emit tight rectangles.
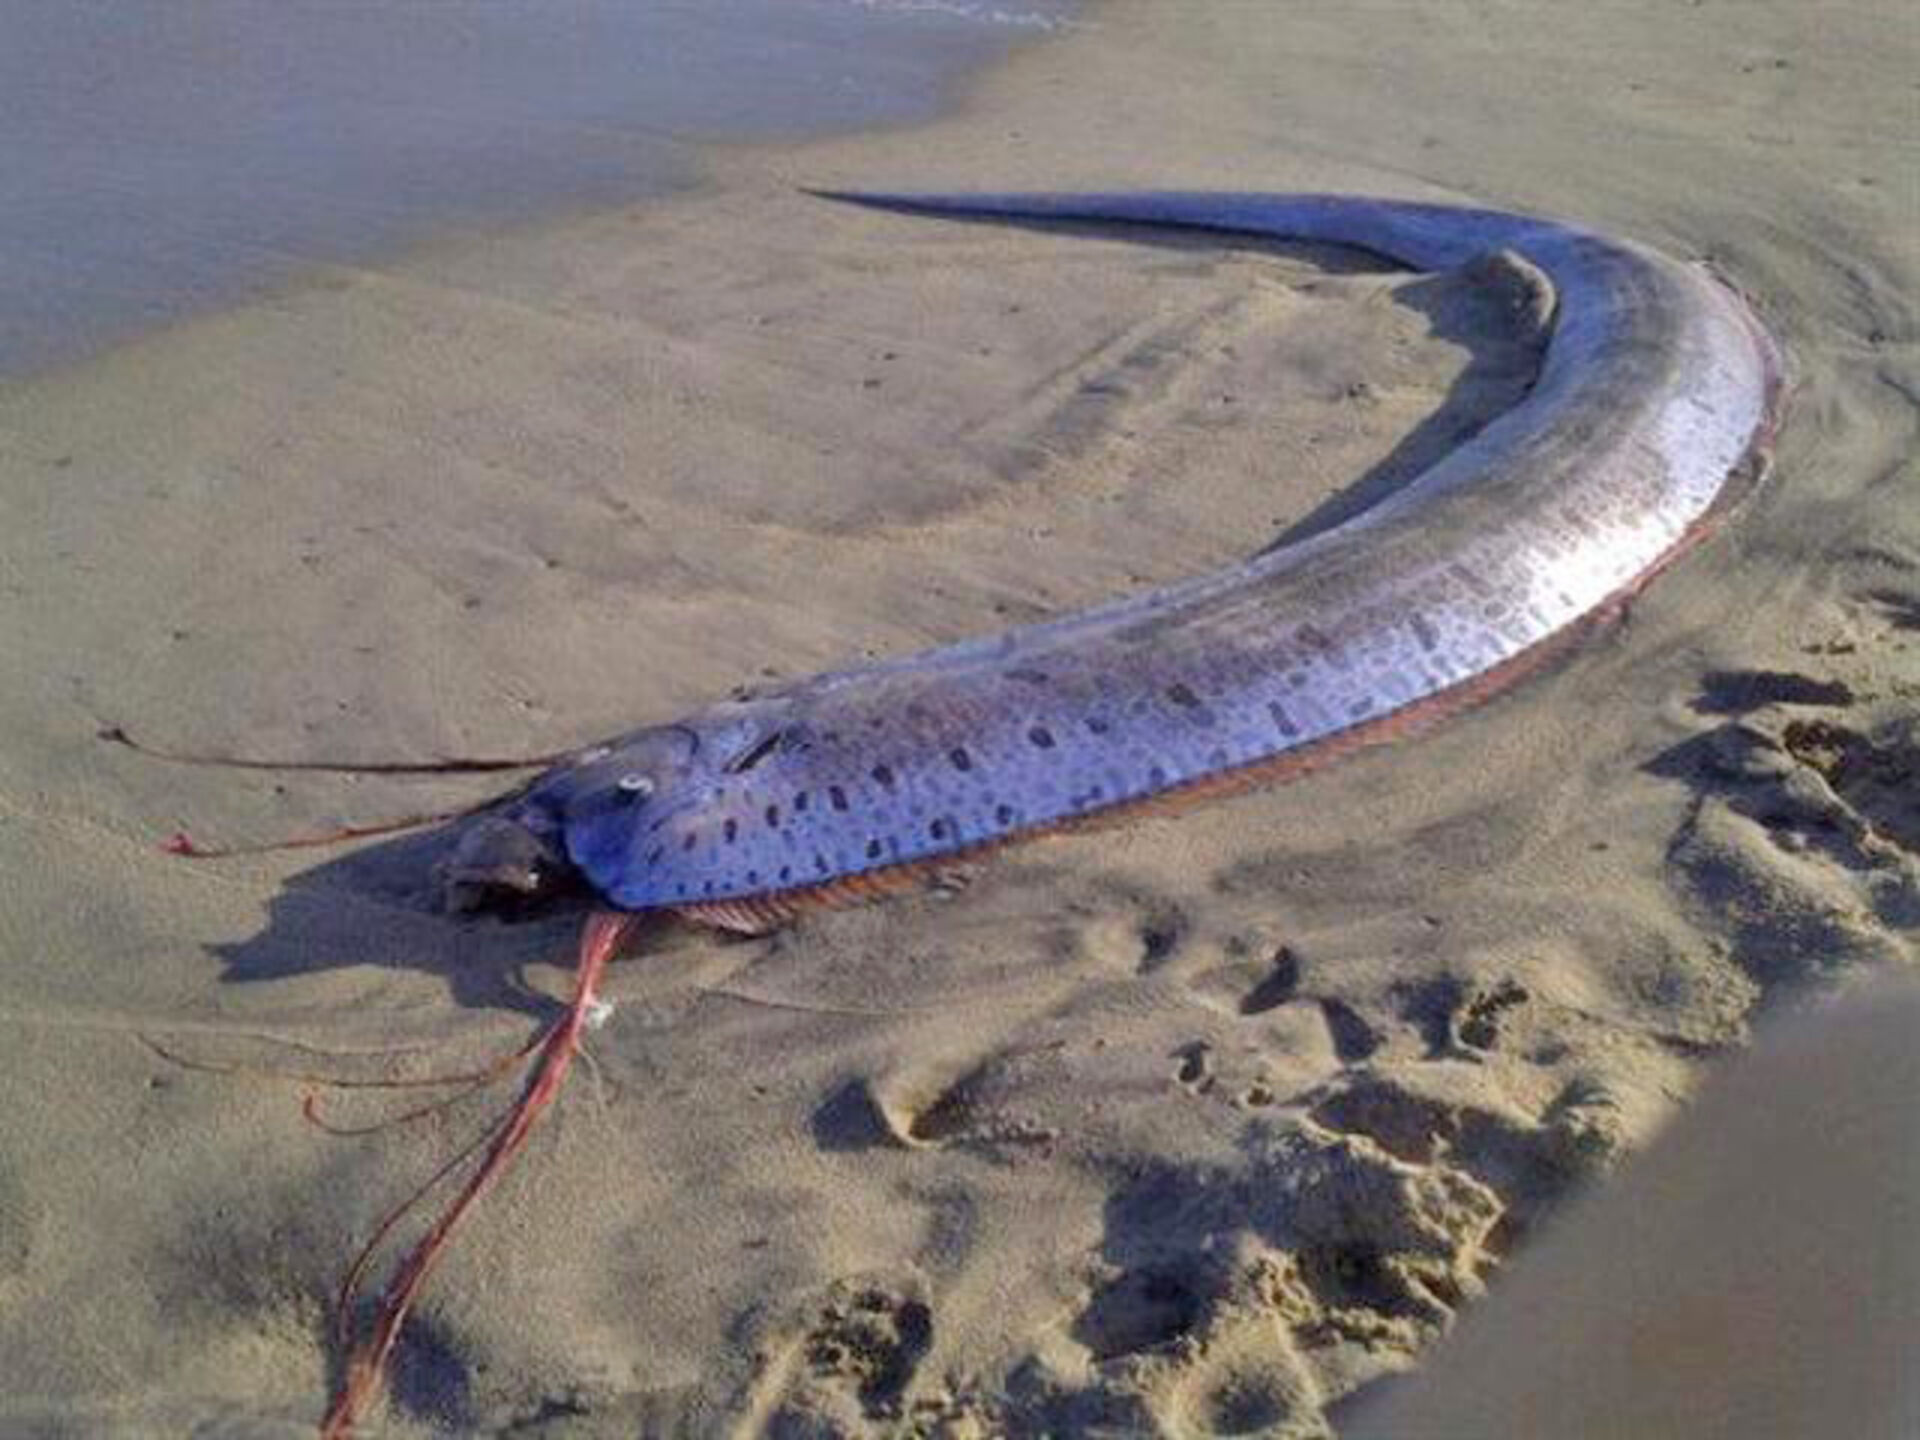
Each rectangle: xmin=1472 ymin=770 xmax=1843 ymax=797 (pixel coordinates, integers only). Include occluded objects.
xmin=1 ymin=2 xmax=1914 ymax=1435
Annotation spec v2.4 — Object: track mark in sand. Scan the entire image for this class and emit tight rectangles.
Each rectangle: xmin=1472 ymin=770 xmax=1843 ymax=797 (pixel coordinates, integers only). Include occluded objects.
xmin=1039 ymin=1130 xmax=1502 ymax=1427
xmin=1171 ymin=1040 xmax=1214 ymax=1097
xmin=1167 ymin=1315 xmax=1324 ymax=1440
xmin=1237 ymin=944 xmax=1303 ymax=1016
xmin=1277 ymin=1133 xmax=1497 ymax=1346
xmin=1655 ymin=556 xmax=1920 ymax=989
xmin=1270 ymin=1133 xmax=1502 ymax=1340
xmin=1182 ymin=935 xmax=1379 ymax=1070
xmin=1651 ymin=643 xmax=1919 ymax=996
xmin=1861 ymin=586 xmax=1920 ymax=631
xmin=809 ymin=1076 xmax=899 ymax=1153
xmin=1168 ymin=1033 xmax=1284 ymax=1111
xmin=742 ymin=1274 xmax=936 ymax=1434
xmin=1073 ymin=1264 xmax=1207 ymax=1362
xmin=1318 ymin=999 xmax=1382 ymax=1064
xmin=900 ymin=1068 xmax=1058 ymax=1153
xmin=1307 ymin=1072 xmax=1623 ymax=1250
xmin=1015 ymin=1247 xmax=1329 ymax=1435
xmin=1782 ymin=716 xmax=1920 ymax=857
xmin=901 ymin=1069 xmax=989 ymax=1148
xmin=1065 ymin=882 xmax=1192 ymax=975
xmin=1455 ymin=979 xmax=1532 ymax=1054
xmin=801 ymin=1278 xmax=934 ymax=1421
xmin=1233 ymin=941 xmax=1384 ymax=1068
xmin=1388 ymin=974 xmax=1534 ymax=1061
xmin=1135 ymin=909 xmax=1187 ymax=972
xmin=829 ymin=1048 xmax=1062 ymax=1155
xmin=962 ymin=273 xmax=1301 ymax=495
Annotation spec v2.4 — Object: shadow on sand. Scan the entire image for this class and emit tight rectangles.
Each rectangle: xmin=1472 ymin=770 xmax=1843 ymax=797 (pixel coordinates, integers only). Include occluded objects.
xmin=201 ymin=800 xmax=614 ymax=1020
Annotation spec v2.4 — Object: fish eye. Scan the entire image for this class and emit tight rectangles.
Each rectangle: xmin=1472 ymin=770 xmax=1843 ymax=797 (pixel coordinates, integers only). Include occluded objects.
xmin=616 ymin=773 xmax=653 ymax=799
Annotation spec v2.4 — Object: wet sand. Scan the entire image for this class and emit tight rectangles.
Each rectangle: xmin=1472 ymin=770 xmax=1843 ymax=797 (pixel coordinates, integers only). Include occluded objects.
xmin=0 ymin=0 xmax=1074 ymax=377
xmin=0 ymin=2 xmax=1914 ymax=1434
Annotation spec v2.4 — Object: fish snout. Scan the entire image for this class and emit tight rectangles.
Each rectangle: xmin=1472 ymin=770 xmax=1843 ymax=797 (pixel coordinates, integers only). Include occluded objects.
xmin=436 ymin=812 xmax=578 ymax=915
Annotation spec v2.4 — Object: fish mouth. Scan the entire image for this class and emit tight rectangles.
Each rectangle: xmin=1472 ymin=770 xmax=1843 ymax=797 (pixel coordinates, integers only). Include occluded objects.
xmin=435 ymin=810 xmax=584 ymax=917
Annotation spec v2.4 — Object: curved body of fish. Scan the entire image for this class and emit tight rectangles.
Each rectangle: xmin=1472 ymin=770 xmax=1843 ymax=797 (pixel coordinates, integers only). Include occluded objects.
xmin=444 ymin=193 xmax=1783 ymax=931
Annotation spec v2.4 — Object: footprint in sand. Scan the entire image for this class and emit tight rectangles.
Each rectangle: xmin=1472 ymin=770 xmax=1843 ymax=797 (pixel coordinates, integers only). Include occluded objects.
xmin=813 ymin=1051 xmax=1061 ymax=1156
xmin=798 ymin=1277 xmax=934 ymax=1423
xmin=741 ymin=1273 xmax=937 ymax=1435
xmin=1651 ymin=660 xmax=1918 ymax=998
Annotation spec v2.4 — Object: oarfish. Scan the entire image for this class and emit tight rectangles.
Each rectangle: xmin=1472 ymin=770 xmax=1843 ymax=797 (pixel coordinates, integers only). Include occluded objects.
xmin=438 ymin=192 xmax=1783 ymax=932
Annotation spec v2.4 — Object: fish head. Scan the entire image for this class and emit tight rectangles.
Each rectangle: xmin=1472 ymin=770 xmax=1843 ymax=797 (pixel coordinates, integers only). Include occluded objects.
xmin=436 ymin=723 xmax=703 ymax=915
xmin=436 ymin=810 xmax=575 ymax=915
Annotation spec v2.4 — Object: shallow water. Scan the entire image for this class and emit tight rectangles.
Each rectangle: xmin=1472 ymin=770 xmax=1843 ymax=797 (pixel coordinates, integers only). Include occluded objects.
xmin=0 ymin=0 xmax=1076 ymax=376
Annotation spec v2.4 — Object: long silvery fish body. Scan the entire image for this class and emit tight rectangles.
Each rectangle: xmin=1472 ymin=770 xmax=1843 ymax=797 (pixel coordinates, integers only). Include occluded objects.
xmin=441 ymin=193 xmax=1783 ymax=932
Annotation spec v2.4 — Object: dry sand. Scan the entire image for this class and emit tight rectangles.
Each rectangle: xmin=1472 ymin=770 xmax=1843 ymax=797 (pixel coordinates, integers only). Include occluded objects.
xmin=1 ymin=1 xmax=1915 ymax=1435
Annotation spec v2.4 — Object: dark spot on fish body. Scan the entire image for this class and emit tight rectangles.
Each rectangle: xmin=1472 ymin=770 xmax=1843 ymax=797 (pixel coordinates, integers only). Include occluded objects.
xmin=1450 ymin=562 xmax=1494 ymax=598
xmin=1086 ymin=715 xmax=1111 ymax=735
xmin=724 ymin=819 xmax=738 ymax=844
xmin=682 ymin=833 xmax=698 ymax=852
xmin=871 ymin=764 xmax=896 ymax=790
xmin=1165 ymin=682 xmax=1217 ymax=727
xmin=765 ymin=804 xmax=781 ymax=828
xmin=1305 ymin=625 xmax=1352 ymax=671
xmin=793 ymin=791 xmax=809 ymax=812
xmin=867 ymin=839 xmax=883 ymax=859
xmin=1028 ymin=726 xmax=1056 ymax=749
xmin=829 ymin=785 xmax=849 ymax=812
xmin=1409 ymin=612 xmax=1440 ymax=651
xmin=994 ymin=803 xmax=1016 ymax=825
xmin=1005 ymin=667 xmax=1050 ymax=686
xmin=949 ymin=747 xmax=973 ymax=772
xmin=1559 ymin=502 xmax=1598 ymax=537
xmin=930 ymin=818 xmax=949 ymax=840
xmin=1148 ymin=764 xmax=1169 ymax=787
xmin=1267 ymin=700 xmax=1301 ymax=738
